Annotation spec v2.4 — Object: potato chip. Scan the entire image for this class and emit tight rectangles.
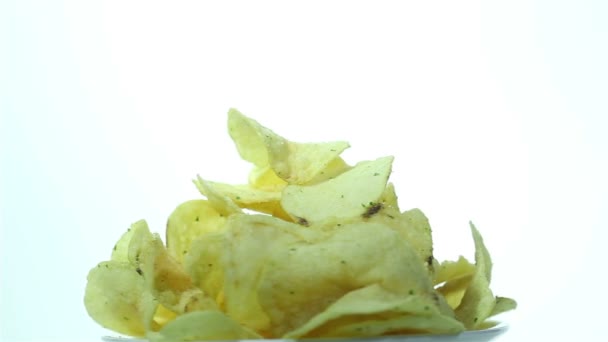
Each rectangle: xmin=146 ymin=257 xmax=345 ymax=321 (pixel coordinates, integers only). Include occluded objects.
xmin=284 ymin=284 xmax=463 ymax=338
xmin=308 ymin=313 xmax=464 ymax=338
xmin=364 ymin=206 xmax=434 ymax=275
xmin=437 ymin=275 xmax=472 ymax=309
xmin=249 ymin=157 xmax=350 ymax=191
xmin=84 ymin=261 xmax=146 ymax=336
xmin=192 ymin=178 xmax=286 ymax=218
xmin=85 ymin=221 xmax=155 ymax=336
xmin=148 ymin=310 xmax=262 ymax=342
xmin=304 ymin=156 xmax=351 ymax=185
xmin=281 ymin=156 xmax=393 ymax=224
xmin=137 ymin=232 xmax=217 ymax=315
xmin=193 ymin=176 xmax=242 ymax=216
xmin=86 ymin=220 xmax=217 ymax=337
xmin=184 ymin=232 xmax=226 ymax=305
xmin=220 ymin=214 xmax=318 ymax=334
xmin=489 ymin=296 xmax=517 ymax=318
xmin=166 ymin=199 xmax=227 ymax=264
xmin=434 ymin=256 xmax=476 ymax=285
xmin=248 ymin=165 xmax=287 ymax=192
xmin=228 ymin=108 xmax=350 ymax=184
xmin=379 ymin=182 xmax=400 ymax=211
xmin=248 ymin=219 xmax=446 ymax=337
xmin=151 ymin=304 xmax=177 ymax=328
xmin=454 ymin=223 xmax=496 ymax=329
xmin=110 ymin=224 xmax=137 ymax=262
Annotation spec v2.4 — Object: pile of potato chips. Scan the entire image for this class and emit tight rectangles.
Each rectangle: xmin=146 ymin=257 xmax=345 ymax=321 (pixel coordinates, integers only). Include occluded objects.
xmin=84 ymin=109 xmax=516 ymax=341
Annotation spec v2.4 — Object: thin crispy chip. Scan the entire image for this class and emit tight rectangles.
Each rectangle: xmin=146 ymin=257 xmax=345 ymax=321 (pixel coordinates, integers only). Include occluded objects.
xmin=281 ymin=156 xmax=393 ymax=224
xmin=228 ymin=108 xmax=350 ymax=184
xmin=84 ymin=261 xmax=146 ymax=336
xmin=284 ymin=284 xmax=463 ymax=338
xmin=489 ymin=296 xmax=517 ymax=318
xmin=221 ymin=214 xmax=316 ymax=334
xmin=184 ymin=232 xmax=227 ymax=306
xmin=434 ymin=256 xmax=476 ymax=285
xmin=254 ymin=220 xmax=444 ymax=336
xmin=166 ymin=199 xmax=227 ymax=264
xmin=248 ymin=165 xmax=287 ymax=192
xmin=193 ymin=176 xmax=242 ymax=216
xmin=148 ymin=310 xmax=262 ymax=342
xmin=454 ymin=223 xmax=496 ymax=329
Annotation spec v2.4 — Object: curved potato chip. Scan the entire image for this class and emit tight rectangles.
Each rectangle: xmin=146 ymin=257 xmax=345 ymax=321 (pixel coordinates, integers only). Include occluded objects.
xmin=249 ymin=157 xmax=350 ymax=191
xmin=228 ymin=108 xmax=350 ymax=184
xmin=303 ymin=156 xmax=351 ymax=185
xmin=151 ymin=304 xmax=177 ymax=328
xmin=166 ymin=199 xmax=227 ymax=263
xmin=138 ymin=233 xmax=217 ymax=315
xmin=364 ymin=207 xmax=434 ymax=274
xmin=221 ymin=214 xmax=318 ymax=334
xmin=308 ymin=314 xmax=464 ymax=338
xmin=284 ymin=284 xmax=463 ymax=338
xmin=489 ymin=296 xmax=517 ymax=318
xmin=454 ymin=223 xmax=496 ymax=329
xmin=433 ymin=257 xmax=476 ymax=310
xmin=148 ymin=310 xmax=262 ymax=342
xmin=110 ymin=223 xmax=139 ymax=262
xmin=254 ymin=220 xmax=440 ymax=337
xmin=184 ymin=232 xmax=227 ymax=305
xmin=379 ymin=182 xmax=400 ymax=211
xmin=88 ymin=220 xmax=218 ymax=337
xmin=87 ymin=221 xmax=166 ymax=335
xmin=437 ymin=275 xmax=473 ymax=309
xmin=434 ymin=256 xmax=476 ymax=285
xmin=197 ymin=180 xmax=282 ymax=212
xmin=193 ymin=176 xmax=242 ymax=216
xmin=84 ymin=261 xmax=146 ymax=336
xmin=248 ymin=165 xmax=287 ymax=192
xmin=281 ymin=156 xmax=393 ymax=224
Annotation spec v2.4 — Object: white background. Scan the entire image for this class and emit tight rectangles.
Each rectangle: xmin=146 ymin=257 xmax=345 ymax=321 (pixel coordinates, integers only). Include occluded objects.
xmin=1 ymin=1 xmax=606 ymax=341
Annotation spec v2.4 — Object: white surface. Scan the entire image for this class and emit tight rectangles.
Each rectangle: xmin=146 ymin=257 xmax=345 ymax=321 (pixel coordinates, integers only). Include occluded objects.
xmin=1 ymin=1 xmax=606 ymax=341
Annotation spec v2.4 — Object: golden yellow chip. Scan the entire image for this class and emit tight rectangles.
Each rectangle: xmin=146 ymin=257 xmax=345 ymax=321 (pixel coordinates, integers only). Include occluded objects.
xmin=193 ymin=178 xmax=285 ymax=217
xmin=220 ymin=215 xmax=449 ymax=337
xmin=454 ymin=223 xmax=496 ymax=329
xmin=248 ymin=165 xmax=287 ymax=192
xmin=86 ymin=220 xmax=217 ymax=337
xmin=284 ymin=284 xmax=463 ymax=338
xmin=434 ymin=256 xmax=476 ymax=285
xmin=304 ymin=156 xmax=351 ymax=185
xmin=489 ymin=296 xmax=517 ymax=318
xmin=220 ymin=214 xmax=313 ymax=334
xmin=184 ymin=232 xmax=226 ymax=306
xmin=365 ymin=207 xmax=434 ymax=275
xmin=379 ymin=182 xmax=400 ymax=211
xmin=307 ymin=314 xmax=464 ymax=338
xmin=228 ymin=108 xmax=350 ymax=184
xmin=193 ymin=176 xmax=242 ymax=216
xmin=137 ymin=232 xmax=217 ymax=316
xmin=166 ymin=199 xmax=227 ymax=264
xmin=148 ymin=310 xmax=262 ymax=342
xmin=281 ymin=156 xmax=393 ymax=224
xmin=84 ymin=261 xmax=146 ymax=336
xmin=432 ymin=256 xmax=477 ymax=309
xmin=110 ymin=224 xmax=137 ymax=262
